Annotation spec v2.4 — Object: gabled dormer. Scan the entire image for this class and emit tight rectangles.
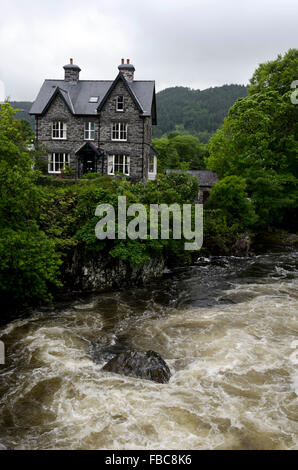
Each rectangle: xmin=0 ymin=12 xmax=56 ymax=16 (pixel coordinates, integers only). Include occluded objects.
xmin=97 ymin=70 xmax=143 ymax=116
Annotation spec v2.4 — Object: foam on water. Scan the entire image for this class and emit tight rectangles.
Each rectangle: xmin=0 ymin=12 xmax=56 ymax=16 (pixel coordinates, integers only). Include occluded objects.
xmin=0 ymin=252 xmax=297 ymax=449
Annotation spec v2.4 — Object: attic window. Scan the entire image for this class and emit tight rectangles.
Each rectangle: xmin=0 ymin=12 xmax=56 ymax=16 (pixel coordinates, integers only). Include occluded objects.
xmin=116 ymin=95 xmax=124 ymax=112
xmin=89 ymin=96 xmax=98 ymax=103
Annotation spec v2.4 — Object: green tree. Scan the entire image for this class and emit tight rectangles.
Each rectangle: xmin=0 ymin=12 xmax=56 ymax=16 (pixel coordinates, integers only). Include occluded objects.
xmin=15 ymin=118 xmax=35 ymax=142
xmin=153 ymin=134 xmax=208 ymax=171
xmin=249 ymin=48 xmax=298 ymax=95
xmin=0 ymin=103 xmax=62 ymax=306
xmin=207 ymin=49 xmax=298 ymax=228
xmin=206 ymin=176 xmax=257 ymax=230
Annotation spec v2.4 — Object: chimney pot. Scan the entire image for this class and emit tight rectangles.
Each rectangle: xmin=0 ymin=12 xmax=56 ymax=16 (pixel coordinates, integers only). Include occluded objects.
xmin=121 ymin=58 xmax=124 ymax=64
xmin=70 ymin=58 xmax=73 ymax=64
xmin=127 ymin=59 xmax=130 ymax=64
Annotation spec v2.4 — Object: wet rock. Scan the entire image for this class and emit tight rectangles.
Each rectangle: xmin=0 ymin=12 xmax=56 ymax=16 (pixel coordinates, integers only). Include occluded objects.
xmin=64 ymin=248 xmax=165 ymax=293
xmin=92 ymin=340 xmax=130 ymax=364
xmin=233 ymin=233 xmax=251 ymax=257
xmin=195 ymin=257 xmax=211 ymax=266
xmin=102 ymin=349 xmax=171 ymax=384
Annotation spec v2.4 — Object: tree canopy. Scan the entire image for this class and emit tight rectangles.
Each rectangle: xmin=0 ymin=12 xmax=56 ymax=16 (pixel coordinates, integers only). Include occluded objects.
xmin=153 ymin=134 xmax=208 ymax=172
xmin=0 ymin=103 xmax=62 ymax=306
xmin=207 ymin=49 xmax=298 ymax=229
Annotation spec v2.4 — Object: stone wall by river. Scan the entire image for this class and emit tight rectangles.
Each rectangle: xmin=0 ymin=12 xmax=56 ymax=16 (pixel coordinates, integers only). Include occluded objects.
xmin=64 ymin=247 xmax=165 ymax=292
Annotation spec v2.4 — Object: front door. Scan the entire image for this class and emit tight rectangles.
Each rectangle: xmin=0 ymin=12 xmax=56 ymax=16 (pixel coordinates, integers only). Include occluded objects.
xmin=82 ymin=152 xmax=96 ymax=174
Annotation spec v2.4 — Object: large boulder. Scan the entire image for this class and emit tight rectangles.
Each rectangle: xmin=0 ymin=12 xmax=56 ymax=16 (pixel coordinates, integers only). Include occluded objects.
xmin=102 ymin=349 xmax=171 ymax=384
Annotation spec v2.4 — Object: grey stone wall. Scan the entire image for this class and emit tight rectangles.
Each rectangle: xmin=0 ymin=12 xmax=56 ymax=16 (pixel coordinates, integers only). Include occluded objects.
xmin=37 ymin=94 xmax=100 ymax=175
xmin=118 ymin=66 xmax=135 ymax=81
xmin=64 ymin=68 xmax=80 ymax=82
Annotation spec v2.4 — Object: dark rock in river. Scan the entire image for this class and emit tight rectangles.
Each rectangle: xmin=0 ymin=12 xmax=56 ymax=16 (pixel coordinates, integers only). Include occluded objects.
xmin=102 ymin=349 xmax=171 ymax=384
xmin=233 ymin=233 xmax=251 ymax=257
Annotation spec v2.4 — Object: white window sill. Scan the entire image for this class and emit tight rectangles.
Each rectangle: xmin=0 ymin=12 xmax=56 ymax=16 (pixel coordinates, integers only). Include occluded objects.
xmin=111 ymin=139 xmax=127 ymax=142
xmin=52 ymin=137 xmax=67 ymax=140
xmin=84 ymin=138 xmax=95 ymax=141
xmin=48 ymin=171 xmax=62 ymax=174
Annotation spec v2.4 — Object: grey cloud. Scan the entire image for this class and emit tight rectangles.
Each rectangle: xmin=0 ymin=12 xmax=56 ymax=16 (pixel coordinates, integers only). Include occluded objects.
xmin=0 ymin=0 xmax=297 ymax=100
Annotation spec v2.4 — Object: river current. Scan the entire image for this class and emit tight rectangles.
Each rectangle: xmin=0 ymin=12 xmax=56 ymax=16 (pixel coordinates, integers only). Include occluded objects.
xmin=0 ymin=251 xmax=297 ymax=450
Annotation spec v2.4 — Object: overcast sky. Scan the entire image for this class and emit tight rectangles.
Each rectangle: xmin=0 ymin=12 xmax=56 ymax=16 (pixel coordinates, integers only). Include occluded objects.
xmin=0 ymin=0 xmax=297 ymax=101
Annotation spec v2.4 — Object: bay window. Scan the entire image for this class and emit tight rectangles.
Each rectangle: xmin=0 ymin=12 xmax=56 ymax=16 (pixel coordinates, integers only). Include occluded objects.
xmin=108 ymin=155 xmax=130 ymax=176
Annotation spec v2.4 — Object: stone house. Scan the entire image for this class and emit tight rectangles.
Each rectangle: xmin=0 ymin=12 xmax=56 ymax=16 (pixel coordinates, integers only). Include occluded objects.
xmin=30 ymin=59 xmax=157 ymax=181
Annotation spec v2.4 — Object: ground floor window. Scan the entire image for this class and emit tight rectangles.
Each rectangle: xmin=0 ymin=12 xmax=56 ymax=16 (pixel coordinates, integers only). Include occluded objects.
xmin=148 ymin=155 xmax=157 ymax=180
xmin=148 ymin=155 xmax=156 ymax=173
xmin=108 ymin=155 xmax=130 ymax=176
xmin=48 ymin=153 xmax=70 ymax=173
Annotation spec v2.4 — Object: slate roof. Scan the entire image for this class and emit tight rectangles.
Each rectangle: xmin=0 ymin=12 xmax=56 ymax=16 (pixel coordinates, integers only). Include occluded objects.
xmin=30 ymin=78 xmax=156 ymax=119
xmin=165 ymin=169 xmax=219 ymax=187
xmin=149 ymin=145 xmax=158 ymax=156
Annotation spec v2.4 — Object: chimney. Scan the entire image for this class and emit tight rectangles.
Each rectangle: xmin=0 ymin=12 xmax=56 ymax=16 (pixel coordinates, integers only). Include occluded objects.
xmin=63 ymin=58 xmax=81 ymax=82
xmin=118 ymin=58 xmax=135 ymax=81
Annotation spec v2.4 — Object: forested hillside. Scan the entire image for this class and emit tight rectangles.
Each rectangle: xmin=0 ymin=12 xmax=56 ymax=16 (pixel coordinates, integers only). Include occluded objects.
xmin=9 ymin=101 xmax=35 ymax=128
xmin=154 ymin=84 xmax=247 ymax=141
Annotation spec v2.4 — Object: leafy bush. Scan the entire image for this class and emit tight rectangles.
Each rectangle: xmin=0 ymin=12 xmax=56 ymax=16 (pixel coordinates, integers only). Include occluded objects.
xmin=205 ymin=176 xmax=257 ymax=230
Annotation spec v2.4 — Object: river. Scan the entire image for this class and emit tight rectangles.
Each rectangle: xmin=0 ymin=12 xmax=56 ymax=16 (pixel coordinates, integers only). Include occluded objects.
xmin=0 ymin=251 xmax=297 ymax=450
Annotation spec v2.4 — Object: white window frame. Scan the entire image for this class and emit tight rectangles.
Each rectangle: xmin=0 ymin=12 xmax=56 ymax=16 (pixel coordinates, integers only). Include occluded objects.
xmin=148 ymin=155 xmax=157 ymax=180
xmin=148 ymin=155 xmax=156 ymax=174
xmin=48 ymin=153 xmax=70 ymax=174
xmin=116 ymin=95 xmax=124 ymax=112
xmin=52 ymin=121 xmax=67 ymax=140
xmin=111 ymin=122 xmax=128 ymax=141
xmin=84 ymin=122 xmax=95 ymax=140
xmin=108 ymin=155 xmax=130 ymax=176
